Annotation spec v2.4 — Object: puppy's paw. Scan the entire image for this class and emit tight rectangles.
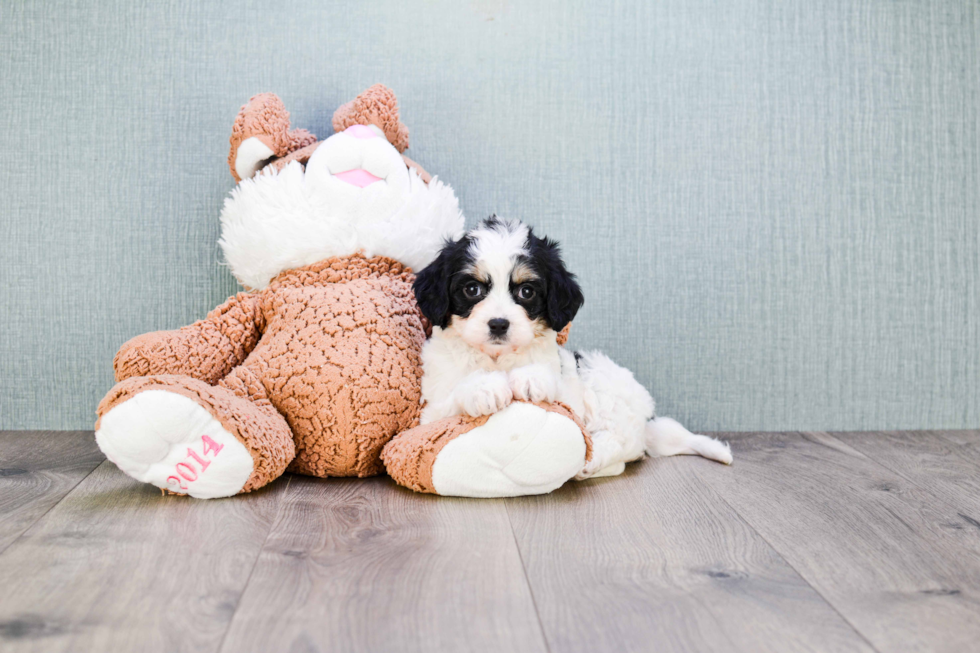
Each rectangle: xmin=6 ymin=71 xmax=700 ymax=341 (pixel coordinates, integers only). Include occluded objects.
xmin=509 ymin=364 xmax=559 ymax=403
xmin=456 ymin=371 xmax=513 ymax=417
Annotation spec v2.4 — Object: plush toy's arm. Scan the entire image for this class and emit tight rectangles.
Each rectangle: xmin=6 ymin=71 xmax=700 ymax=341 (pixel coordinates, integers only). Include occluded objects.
xmin=113 ymin=292 xmax=264 ymax=384
xmin=383 ymin=402 xmax=593 ymax=497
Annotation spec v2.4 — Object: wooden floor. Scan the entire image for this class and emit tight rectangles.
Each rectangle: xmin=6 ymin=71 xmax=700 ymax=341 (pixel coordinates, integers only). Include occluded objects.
xmin=1 ymin=430 xmax=979 ymax=652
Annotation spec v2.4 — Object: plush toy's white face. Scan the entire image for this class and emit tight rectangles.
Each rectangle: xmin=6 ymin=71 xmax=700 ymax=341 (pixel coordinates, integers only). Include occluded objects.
xmin=304 ymin=124 xmax=414 ymax=223
xmin=219 ymin=125 xmax=464 ymax=291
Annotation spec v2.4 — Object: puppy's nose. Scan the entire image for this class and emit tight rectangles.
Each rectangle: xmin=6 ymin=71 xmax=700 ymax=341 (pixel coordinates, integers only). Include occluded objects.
xmin=488 ymin=318 xmax=510 ymax=337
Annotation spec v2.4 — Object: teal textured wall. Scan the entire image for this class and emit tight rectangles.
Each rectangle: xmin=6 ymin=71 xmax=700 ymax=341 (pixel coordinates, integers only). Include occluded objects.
xmin=1 ymin=0 xmax=977 ymax=430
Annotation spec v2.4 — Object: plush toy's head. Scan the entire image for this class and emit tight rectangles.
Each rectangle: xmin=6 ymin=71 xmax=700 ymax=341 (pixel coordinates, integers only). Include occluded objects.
xmin=219 ymin=85 xmax=464 ymax=291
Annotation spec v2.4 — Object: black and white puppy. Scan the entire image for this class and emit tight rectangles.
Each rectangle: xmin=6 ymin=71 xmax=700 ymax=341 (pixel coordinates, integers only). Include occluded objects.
xmin=413 ymin=216 xmax=732 ymax=478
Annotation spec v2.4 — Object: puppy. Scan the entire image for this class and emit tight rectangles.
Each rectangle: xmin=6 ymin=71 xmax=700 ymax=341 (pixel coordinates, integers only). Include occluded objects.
xmin=413 ymin=216 xmax=732 ymax=478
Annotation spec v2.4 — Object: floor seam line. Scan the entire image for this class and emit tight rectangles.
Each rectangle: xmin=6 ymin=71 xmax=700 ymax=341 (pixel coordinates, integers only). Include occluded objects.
xmin=504 ymin=504 xmax=553 ymax=653
xmin=821 ymin=431 xmax=980 ymax=525
xmin=215 ymin=473 xmax=294 ymax=653
xmin=0 ymin=456 xmax=105 ymax=558
xmin=693 ymin=454 xmax=883 ymax=653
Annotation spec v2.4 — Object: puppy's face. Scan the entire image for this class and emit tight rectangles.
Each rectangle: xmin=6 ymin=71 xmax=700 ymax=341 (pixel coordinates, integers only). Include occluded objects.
xmin=414 ymin=217 xmax=584 ymax=359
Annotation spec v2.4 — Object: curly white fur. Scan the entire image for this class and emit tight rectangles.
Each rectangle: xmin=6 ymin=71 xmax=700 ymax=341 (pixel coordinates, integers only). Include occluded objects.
xmin=418 ymin=219 xmax=733 ymax=478
xmin=219 ymin=129 xmax=464 ymax=290
xmin=562 ymin=350 xmax=733 ymax=478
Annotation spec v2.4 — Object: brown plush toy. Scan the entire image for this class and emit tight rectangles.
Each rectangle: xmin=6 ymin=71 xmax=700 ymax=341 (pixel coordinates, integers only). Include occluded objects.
xmin=95 ymin=85 xmax=592 ymax=498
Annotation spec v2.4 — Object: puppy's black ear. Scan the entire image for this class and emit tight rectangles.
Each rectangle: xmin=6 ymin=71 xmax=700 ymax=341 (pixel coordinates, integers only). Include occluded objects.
xmin=530 ymin=232 xmax=584 ymax=333
xmin=546 ymin=260 xmax=584 ymax=333
xmin=413 ymin=252 xmax=452 ymax=329
xmin=413 ymin=235 xmax=471 ymax=329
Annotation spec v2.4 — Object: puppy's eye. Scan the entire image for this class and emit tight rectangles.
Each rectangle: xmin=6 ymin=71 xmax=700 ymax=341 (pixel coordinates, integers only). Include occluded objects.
xmin=463 ymin=282 xmax=486 ymax=299
xmin=517 ymin=285 xmax=535 ymax=300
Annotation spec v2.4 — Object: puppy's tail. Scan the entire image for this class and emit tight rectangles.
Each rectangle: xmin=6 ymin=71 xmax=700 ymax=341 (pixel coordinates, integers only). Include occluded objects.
xmin=645 ymin=417 xmax=733 ymax=465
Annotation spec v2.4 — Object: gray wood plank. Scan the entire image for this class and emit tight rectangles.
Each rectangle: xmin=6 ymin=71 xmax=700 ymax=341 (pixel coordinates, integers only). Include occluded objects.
xmin=506 ymin=456 xmax=875 ymax=653
xmin=933 ymin=429 xmax=980 ymax=449
xmin=697 ymin=431 xmax=980 ymax=653
xmin=220 ymin=475 xmax=549 ymax=653
xmin=0 ymin=461 xmax=288 ymax=653
xmin=0 ymin=431 xmax=104 ymax=554
xmin=837 ymin=431 xmax=980 ymax=530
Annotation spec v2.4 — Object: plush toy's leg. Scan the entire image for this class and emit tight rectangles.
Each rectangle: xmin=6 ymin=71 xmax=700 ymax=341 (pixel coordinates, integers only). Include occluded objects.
xmin=95 ymin=369 xmax=295 ymax=499
xmin=575 ymin=430 xmax=630 ymax=480
xmin=382 ymin=402 xmax=592 ymax=498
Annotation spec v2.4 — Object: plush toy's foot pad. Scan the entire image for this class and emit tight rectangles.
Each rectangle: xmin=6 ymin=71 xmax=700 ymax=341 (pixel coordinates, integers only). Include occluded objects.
xmin=592 ymin=461 xmax=627 ymax=478
xmin=96 ymin=375 xmax=295 ymax=498
xmin=97 ymin=390 xmax=253 ymax=499
xmin=383 ymin=402 xmax=592 ymax=498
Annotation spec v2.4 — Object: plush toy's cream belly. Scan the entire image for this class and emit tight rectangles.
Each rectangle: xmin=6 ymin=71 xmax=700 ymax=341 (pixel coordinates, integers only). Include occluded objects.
xmin=243 ymin=255 xmax=426 ymax=477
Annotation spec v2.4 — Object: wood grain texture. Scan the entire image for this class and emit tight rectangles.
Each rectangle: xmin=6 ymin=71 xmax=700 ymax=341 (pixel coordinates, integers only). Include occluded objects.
xmin=506 ymin=456 xmax=874 ymax=653
xmin=4 ymin=430 xmax=980 ymax=652
xmin=698 ymin=431 xmax=980 ymax=653
xmin=0 ymin=461 xmax=288 ymax=653
xmin=933 ymin=429 xmax=980 ymax=450
xmin=220 ymin=475 xmax=548 ymax=653
xmin=0 ymin=431 xmax=103 ymax=554
xmin=838 ymin=430 xmax=980 ymax=525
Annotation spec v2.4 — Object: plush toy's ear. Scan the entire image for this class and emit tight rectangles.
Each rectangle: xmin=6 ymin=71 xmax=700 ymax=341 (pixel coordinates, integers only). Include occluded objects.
xmin=412 ymin=236 xmax=471 ymax=330
xmin=228 ymin=93 xmax=318 ymax=182
xmin=333 ymin=84 xmax=410 ymax=153
xmin=556 ymin=323 xmax=572 ymax=346
xmin=401 ymin=153 xmax=432 ymax=184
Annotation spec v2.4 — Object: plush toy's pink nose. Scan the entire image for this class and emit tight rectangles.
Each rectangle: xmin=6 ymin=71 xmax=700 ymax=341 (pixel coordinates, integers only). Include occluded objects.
xmin=344 ymin=124 xmax=377 ymax=139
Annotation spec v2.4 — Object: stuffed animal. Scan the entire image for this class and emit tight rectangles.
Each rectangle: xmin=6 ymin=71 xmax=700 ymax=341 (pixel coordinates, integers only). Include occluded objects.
xmin=95 ymin=85 xmax=593 ymax=498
